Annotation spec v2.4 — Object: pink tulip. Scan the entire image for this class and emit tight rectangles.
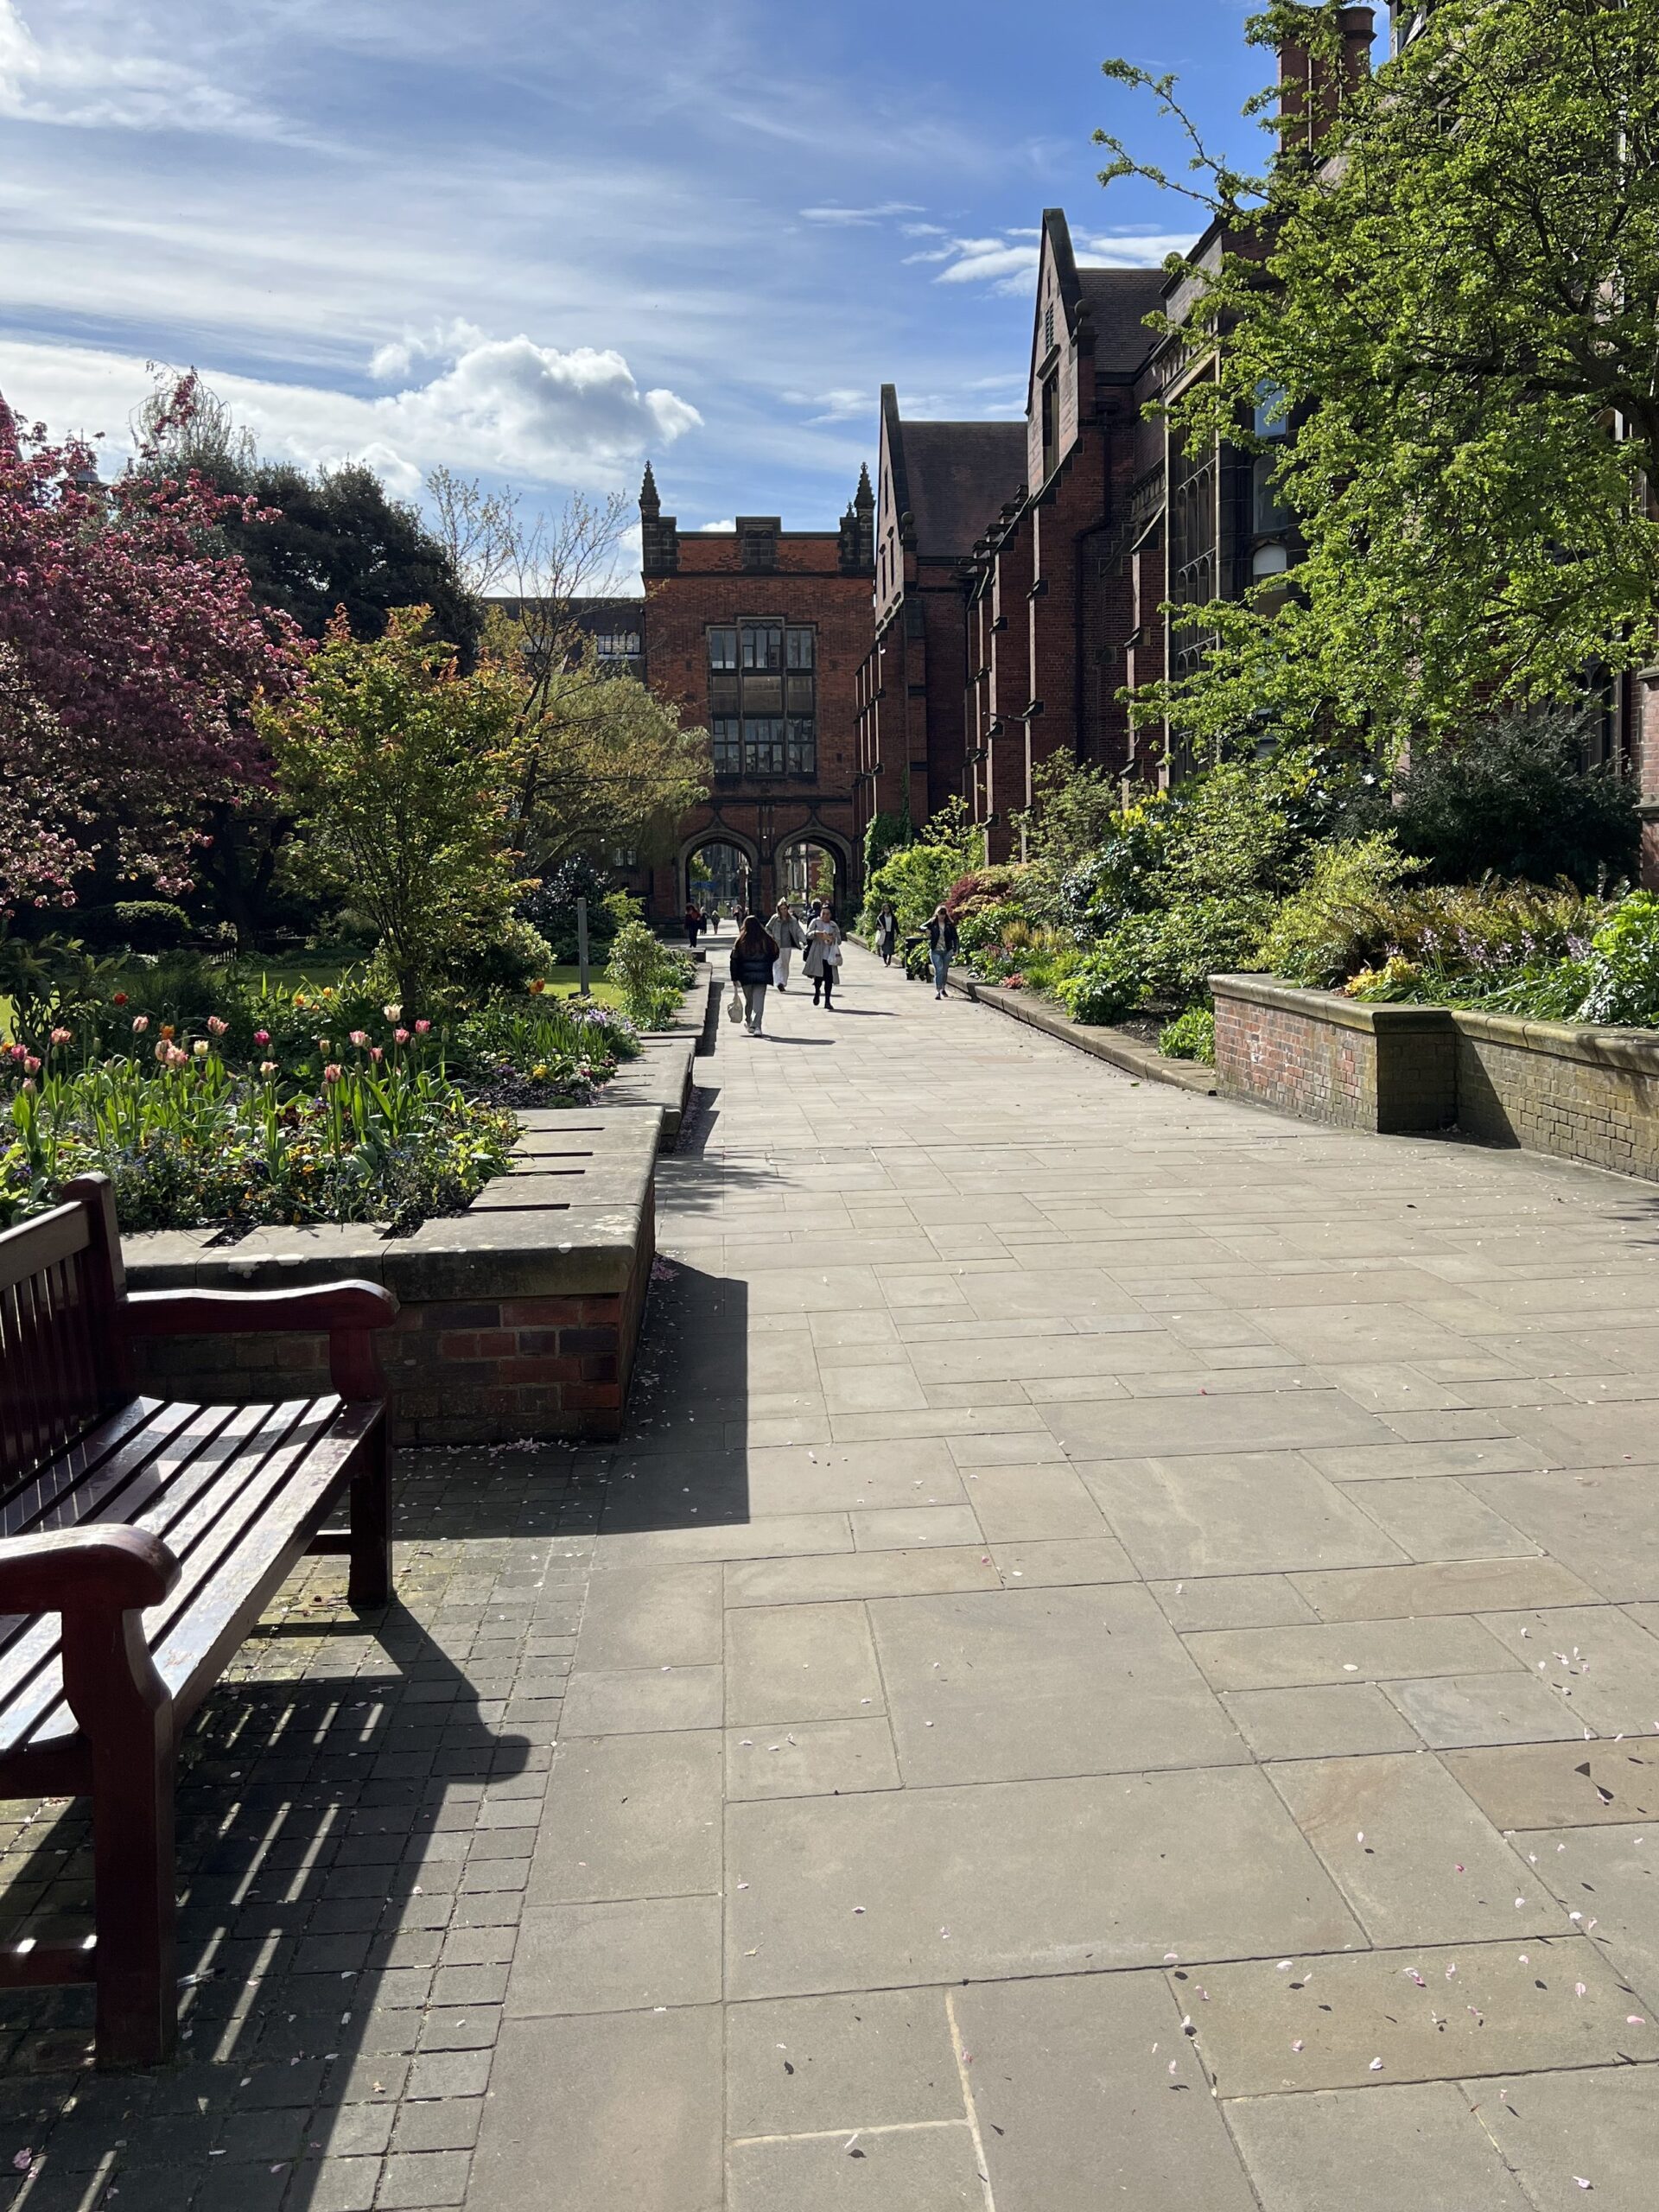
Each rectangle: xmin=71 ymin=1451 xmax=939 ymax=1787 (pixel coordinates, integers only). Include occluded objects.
xmin=22 ymin=1054 xmax=41 ymax=1075
xmin=207 ymin=1015 xmax=228 ymax=1037
xmin=370 ymin=1045 xmax=384 ymax=1063
xmin=350 ymin=1028 xmax=368 ymax=1047
xmin=131 ymin=1014 xmax=149 ymax=1033
xmin=322 ymin=1063 xmax=342 ymax=1084
xmin=20 ymin=1077 xmax=35 ymax=1096
xmin=393 ymin=1027 xmax=410 ymax=1045
xmin=252 ymin=1028 xmax=270 ymax=1046
xmin=414 ymin=1019 xmax=431 ymax=1035
xmin=259 ymin=1060 xmax=277 ymax=1077
xmin=49 ymin=1027 xmax=72 ymax=1046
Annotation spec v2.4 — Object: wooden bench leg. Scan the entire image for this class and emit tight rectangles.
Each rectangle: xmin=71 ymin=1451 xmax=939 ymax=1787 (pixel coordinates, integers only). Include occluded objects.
xmin=347 ymin=1420 xmax=391 ymax=1611
xmin=77 ymin=1618 xmax=177 ymax=2068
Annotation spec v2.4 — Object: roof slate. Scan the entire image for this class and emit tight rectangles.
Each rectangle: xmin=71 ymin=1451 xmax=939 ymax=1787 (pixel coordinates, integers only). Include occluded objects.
xmin=1076 ymin=266 xmax=1166 ymax=374
xmin=895 ymin=420 xmax=1027 ymax=559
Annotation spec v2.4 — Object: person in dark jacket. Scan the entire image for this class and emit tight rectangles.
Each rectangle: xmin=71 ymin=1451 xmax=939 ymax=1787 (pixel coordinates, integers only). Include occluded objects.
xmin=683 ymin=901 xmax=702 ymax=947
xmin=874 ymin=902 xmax=898 ymax=964
xmin=926 ymin=905 xmax=959 ymax=999
xmin=729 ymin=916 xmax=775 ymax=1034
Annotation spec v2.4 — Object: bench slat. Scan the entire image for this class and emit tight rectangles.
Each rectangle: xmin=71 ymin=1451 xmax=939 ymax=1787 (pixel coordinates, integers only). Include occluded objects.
xmin=0 ymin=1203 xmax=88 ymax=1296
xmin=0 ymin=1402 xmax=307 ymax=1748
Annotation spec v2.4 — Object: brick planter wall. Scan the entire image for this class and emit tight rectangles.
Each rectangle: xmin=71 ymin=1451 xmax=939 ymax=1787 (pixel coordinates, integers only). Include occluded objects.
xmin=1211 ymin=976 xmax=1456 ymax=1135
xmin=122 ymin=1109 xmax=659 ymax=1445
xmin=1211 ymin=974 xmax=1659 ymax=1184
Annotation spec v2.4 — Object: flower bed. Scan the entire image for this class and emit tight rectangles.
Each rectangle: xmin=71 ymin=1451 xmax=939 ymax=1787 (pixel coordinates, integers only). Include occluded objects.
xmin=0 ymin=974 xmax=650 ymax=1235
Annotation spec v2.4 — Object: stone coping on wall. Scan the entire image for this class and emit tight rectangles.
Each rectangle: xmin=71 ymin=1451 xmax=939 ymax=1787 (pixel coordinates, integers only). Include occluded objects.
xmin=1211 ymin=970 xmax=1659 ymax=1185
xmin=944 ymin=966 xmax=1219 ymax=1095
xmin=121 ymin=1107 xmax=661 ymax=1441
xmin=601 ymin=1033 xmax=697 ymax=1141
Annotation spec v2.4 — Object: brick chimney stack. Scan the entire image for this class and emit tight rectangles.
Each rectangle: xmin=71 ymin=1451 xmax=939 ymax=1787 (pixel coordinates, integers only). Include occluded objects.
xmin=1278 ymin=3 xmax=1375 ymax=158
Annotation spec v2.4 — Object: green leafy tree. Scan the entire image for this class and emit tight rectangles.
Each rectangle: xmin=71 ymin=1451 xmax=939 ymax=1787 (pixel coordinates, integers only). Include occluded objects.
xmin=264 ymin=608 xmax=530 ymax=1010
xmin=1100 ymin=0 xmax=1659 ymax=752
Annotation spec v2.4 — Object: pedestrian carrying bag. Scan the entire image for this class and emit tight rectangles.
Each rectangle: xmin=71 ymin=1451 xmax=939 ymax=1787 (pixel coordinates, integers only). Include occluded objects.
xmin=726 ymin=981 xmax=744 ymax=1024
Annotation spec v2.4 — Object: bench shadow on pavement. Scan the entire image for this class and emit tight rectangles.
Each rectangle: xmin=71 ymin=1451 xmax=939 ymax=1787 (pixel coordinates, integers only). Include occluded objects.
xmin=598 ymin=1263 xmax=753 ymax=1535
xmin=0 ymin=1602 xmax=531 ymax=2209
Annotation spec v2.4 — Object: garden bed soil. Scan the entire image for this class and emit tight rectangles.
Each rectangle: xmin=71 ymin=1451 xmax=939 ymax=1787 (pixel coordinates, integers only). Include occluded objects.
xmin=121 ymin=1106 xmax=661 ymax=1445
xmin=1211 ymin=971 xmax=1659 ymax=1184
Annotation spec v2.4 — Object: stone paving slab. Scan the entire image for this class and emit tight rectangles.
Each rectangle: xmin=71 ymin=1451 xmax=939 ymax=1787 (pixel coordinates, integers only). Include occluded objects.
xmin=10 ymin=943 xmax=1659 ymax=2207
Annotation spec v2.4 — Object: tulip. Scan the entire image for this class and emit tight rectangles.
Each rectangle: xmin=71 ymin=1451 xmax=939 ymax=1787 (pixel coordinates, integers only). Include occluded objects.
xmin=22 ymin=1054 xmax=41 ymax=1075
xmin=49 ymin=1027 xmax=72 ymax=1046
xmin=160 ymin=1024 xmax=175 ymax=1041
xmin=370 ymin=1046 xmax=385 ymax=1063
xmin=207 ymin=1015 xmax=228 ymax=1037
xmin=529 ymin=978 xmax=546 ymax=995
xmin=132 ymin=1014 xmax=149 ymax=1034
xmin=415 ymin=1019 xmax=431 ymax=1035
xmin=259 ymin=1060 xmax=278 ymax=1077
xmin=253 ymin=1028 xmax=270 ymax=1046
xmin=322 ymin=1063 xmax=343 ymax=1084
xmin=112 ymin=991 xmax=129 ymax=1007
xmin=393 ymin=1027 xmax=410 ymax=1045
xmin=350 ymin=1029 xmax=369 ymax=1048
xmin=383 ymin=1003 xmax=402 ymax=1022
xmin=193 ymin=1039 xmax=209 ymax=1058
xmin=20 ymin=1077 xmax=35 ymax=1096
xmin=317 ymin=1037 xmax=330 ymax=1052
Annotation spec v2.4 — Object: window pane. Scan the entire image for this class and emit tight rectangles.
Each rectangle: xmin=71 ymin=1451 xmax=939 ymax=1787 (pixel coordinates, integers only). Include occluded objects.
xmin=743 ymin=673 xmax=784 ymax=715
xmin=712 ymin=718 xmax=741 ymax=775
xmin=786 ymin=627 xmax=815 ymax=670
xmin=1253 ymin=379 xmax=1290 ymax=440
xmin=709 ymin=628 xmax=738 ymax=671
xmin=741 ymin=624 xmax=782 ymax=671
xmin=786 ymin=717 xmax=817 ymax=777
xmin=785 ymin=671 xmax=815 ymax=713
xmin=743 ymin=717 xmax=784 ymax=776
xmin=709 ymin=673 xmax=740 ymax=715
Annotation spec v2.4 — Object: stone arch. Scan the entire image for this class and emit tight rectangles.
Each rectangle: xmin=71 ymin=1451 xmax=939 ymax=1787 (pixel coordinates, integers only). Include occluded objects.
xmin=775 ymin=823 xmax=855 ymax=917
xmin=680 ymin=827 xmax=760 ymax=914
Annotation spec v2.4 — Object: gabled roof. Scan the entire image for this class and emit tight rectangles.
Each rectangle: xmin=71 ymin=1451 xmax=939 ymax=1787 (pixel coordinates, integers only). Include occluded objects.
xmin=1076 ymin=265 xmax=1167 ymax=375
xmin=900 ymin=422 xmax=1027 ymax=557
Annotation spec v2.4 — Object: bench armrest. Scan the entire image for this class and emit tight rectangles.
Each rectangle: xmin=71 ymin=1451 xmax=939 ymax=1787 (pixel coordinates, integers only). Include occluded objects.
xmin=0 ymin=1528 xmax=179 ymax=1615
xmin=124 ymin=1282 xmax=398 ymax=1401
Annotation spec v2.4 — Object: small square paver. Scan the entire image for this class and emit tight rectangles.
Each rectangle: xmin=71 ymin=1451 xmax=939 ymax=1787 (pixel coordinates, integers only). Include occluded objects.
xmin=376 ymin=2149 xmax=473 ymax=2208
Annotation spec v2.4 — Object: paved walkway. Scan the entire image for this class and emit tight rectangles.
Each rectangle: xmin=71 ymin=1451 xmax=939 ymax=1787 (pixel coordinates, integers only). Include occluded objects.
xmin=6 ymin=946 xmax=1659 ymax=2209
xmin=480 ymin=945 xmax=1659 ymax=2210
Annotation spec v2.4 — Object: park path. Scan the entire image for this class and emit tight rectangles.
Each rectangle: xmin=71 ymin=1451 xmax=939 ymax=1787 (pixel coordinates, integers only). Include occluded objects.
xmin=475 ymin=943 xmax=1659 ymax=2210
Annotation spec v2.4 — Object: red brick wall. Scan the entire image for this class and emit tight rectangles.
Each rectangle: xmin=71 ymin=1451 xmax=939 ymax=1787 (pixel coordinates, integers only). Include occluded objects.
xmin=129 ymin=1212 xmax=655 ymax=1448
xmin=642 ymin=539 xmax=868 ymax=918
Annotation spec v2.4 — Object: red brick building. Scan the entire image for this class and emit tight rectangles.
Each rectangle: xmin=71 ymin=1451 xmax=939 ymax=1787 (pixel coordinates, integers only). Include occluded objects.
xmin=855 ymin=392 xmax=1025 ymax=855
xmin=607 ymin=465 xmax=874 ymax=921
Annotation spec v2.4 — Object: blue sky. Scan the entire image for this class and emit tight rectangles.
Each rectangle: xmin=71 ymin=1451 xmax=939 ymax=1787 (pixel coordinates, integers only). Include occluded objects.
xmin=0 ymin=0 xmax=1280 ymax=560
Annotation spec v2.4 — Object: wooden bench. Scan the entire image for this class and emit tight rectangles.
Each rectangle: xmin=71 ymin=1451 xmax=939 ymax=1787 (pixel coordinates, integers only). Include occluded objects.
xmin=0 ymin=1174 xmax=397 ymax=2067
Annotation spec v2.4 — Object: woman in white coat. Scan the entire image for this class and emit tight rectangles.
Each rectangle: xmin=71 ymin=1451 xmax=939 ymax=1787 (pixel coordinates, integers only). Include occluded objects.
xmin=803 ymin=900 xmax=842 ymax=1011
xmin=766 ymin=897 xmax=805 ymax=991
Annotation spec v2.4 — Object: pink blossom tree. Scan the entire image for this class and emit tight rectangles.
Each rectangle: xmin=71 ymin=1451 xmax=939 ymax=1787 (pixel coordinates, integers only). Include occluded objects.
xmin=0 ymin=381 xmax=306 ymax=910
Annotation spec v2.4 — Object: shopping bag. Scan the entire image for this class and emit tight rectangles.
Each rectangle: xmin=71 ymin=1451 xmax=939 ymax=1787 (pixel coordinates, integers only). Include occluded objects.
xmin=726 ymin=981 xmax=744 ymax=1025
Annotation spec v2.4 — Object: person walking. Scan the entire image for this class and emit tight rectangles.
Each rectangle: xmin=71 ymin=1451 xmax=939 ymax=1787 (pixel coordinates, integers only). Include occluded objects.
xmin=766 ymin=896 xmax=805 ymax=991
xmin=683 ymin=900 xmax=702 ymax=949
xmin=926 ymin=904 xmax=959 ymax=999
xmin=729 ymin=914 xmax=774 ymax=1035
xmin=874 ymin=902 xmax=898 ymax=965
xmin=804 ymin=900 xmax=843 ymax=1010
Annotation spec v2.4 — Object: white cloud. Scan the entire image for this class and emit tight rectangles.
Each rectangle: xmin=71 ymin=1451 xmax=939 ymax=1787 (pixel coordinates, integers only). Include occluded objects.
xmin=919 ymin=228 xmax=1198 ymax=298
xmin=696 ymin=519 xmax=735 ymax=532
xmin=798 ymin=201 xmax=922 ymax=227
xmin=0 ymin=0 xmax=277 ymax=135
xmin=0 ymin=326 xmax=702 ymax=496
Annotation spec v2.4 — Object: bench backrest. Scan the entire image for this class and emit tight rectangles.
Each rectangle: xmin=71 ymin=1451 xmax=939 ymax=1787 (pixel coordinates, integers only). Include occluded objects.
xmin=0 ymin=1176 xmax=132 ymax=1492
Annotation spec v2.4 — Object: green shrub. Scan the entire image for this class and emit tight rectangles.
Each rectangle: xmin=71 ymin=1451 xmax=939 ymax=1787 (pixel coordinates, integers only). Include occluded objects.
xmin=861 ymin=799 xmax=983 ymax=936
xmin=1159 ymin=1007 xmax=1216 ymax=1062
xmin=605 ymin=915 xmax=691 ymax=1027
xmin=1574 ymin=892 xmax=1659 ymax=1027
xmin=943 ymin=865 xmax=1028 ymax=921
xmin=1056 ymin=919 xmax=1166 ymax=1024
xmin=1388 ymin=704 xmax=1639 ymax=891
xmin=1256 ymin=835 xmax=1423 ymax=987
xmin=454 ymin=915 xmax=558 ymax=997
